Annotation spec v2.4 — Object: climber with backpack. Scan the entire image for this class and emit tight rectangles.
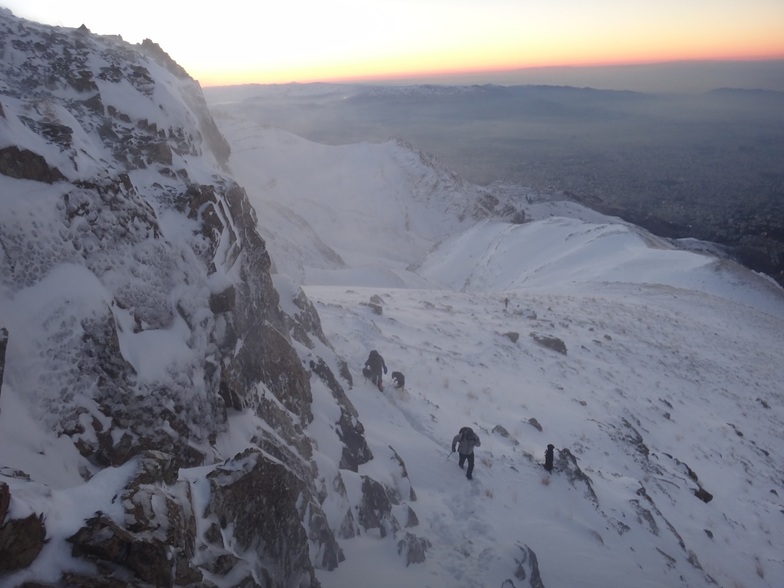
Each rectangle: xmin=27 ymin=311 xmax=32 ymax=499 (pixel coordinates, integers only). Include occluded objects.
xmin=362 ymin=349 xmax=387 ymax=391
xmin=451 ymin=426 xmax=481 ymax=480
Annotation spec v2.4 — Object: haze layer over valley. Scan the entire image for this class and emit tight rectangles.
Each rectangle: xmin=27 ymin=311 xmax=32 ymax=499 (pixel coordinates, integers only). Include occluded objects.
xmin=205 ymin=74 xmax=784 ymax=286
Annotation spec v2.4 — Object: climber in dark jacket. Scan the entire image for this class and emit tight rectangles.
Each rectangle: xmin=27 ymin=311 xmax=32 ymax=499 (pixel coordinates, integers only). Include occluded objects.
xmin=544 ymin=444 xmax=555 ymax=472
xmin=362 ymin=350 xmax=387 ymax=391
xmin=452 ymin=426 xmax=481 ymax=480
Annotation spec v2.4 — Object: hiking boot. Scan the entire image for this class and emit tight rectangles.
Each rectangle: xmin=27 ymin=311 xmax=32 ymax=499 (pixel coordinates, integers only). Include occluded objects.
xmin=466 ymin=474 xmax=472 ymax=480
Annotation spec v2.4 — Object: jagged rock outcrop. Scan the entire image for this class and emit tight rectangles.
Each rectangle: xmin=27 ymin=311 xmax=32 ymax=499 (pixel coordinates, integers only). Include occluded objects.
xmin=0 ymin=9 xmax=384 ymax=586
xmin=354 ymin=472 xmax=430 ymax=566
xmin=0 ymin=145 xmax=66 ymax=182
xmin=203 ymin=448 xmax=342 ymax=586
xmin=555 ymin=448 xmax=599 ymax=506
xmin=504 ymin=543 xmax=545 ymax=588
xmin=0 ymin=483 xmax=47 ymax=575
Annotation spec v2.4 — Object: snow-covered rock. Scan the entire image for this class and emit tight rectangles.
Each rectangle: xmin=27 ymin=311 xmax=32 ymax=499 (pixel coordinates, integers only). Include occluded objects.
xmin=0 ymin=10 xmax=408 ymax=587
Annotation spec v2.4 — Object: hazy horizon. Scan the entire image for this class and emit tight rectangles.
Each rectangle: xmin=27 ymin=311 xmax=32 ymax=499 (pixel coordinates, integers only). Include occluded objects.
xmin=204 ymin=59 xmax=784 ymax=96
xmin=365 ymin=59 xmax=784 ymax=94
xmin=3 ymin=1 xmax=783 ymax=86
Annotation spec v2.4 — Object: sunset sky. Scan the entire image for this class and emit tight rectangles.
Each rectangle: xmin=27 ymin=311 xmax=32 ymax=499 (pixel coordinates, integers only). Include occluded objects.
xmin=3 ymin=0 xmax=784 ymax=87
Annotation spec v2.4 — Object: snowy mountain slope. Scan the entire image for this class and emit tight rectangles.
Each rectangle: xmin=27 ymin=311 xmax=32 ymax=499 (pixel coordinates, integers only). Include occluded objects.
xmin=215 ymin=116 xmax=526 ymax=286
xmin=0 ymin=8 xmax=781 ymax=588
xmin=213 ymin=109 xmax=784 ymax=587
xmin=305 ymin=284 xmax=784 ymax=588
xmin=417 ymin=217 xmax=784 ymax=318
xmin=0 ymin=11 xmax=405 ymax=587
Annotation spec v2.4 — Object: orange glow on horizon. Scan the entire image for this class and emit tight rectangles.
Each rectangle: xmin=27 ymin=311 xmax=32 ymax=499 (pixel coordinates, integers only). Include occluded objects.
xmin=191 ymin=4 xmax=784 ymax=87
xmin=196 ymin=47 xmax=784 ymax=87
xmin=5 ymin=0 xmax=784 ymax=88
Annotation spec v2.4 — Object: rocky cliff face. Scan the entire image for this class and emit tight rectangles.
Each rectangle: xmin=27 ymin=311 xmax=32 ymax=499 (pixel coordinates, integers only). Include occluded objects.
xmin=0 ymin=9 xmax=425 ymax=586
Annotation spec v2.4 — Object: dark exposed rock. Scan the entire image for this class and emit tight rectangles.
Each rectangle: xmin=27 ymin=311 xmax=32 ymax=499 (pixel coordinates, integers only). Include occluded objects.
xmin=68 ymin=513 xmax=173 ymax=587
xmin=632 ymin=483 xmax=714 ymax=584
xmin=64 ymin=451 xmax=202 ymax=585
xmin=527 ymin=417 xmax=543 ymax=432
xmin=631 ymin=494 xmax=659 ymax=535
xmin=631 ymin=484 xmax=717 ymax=584
xmin=0 ymin=501 xmax=47 ymax=574
xmin=556 ymin=448 xmax=599 ymax=506
xmin=503 ymin=331 xmax=520 ymax=343
xmin=205 ymin=448 xmax=341 ymax=583
xmin=0 ymin=146 xmax=66 ymax=183
xmin=397 ymin=532 xmax=431 ymax=566
xmin=0 ymin=482 xmax=9 ymax=522
xmin=309 ymin=357 xmax=372 ymax=471
xmin=389 ymin=445 xmax=417 ymax=502
xmin=530 ymin=332 xmax=567 ymax=355
xmin=60 ymin=572 xmax=133 ymax=588
xmin=404 ymin=505 xmax=420 ymax=528
xmin=510 ymin=543 xmax=545 ymax=588
xmin=661 ymin=452 xmax=714 ymax=503
xmin=338 ymin=359 xmax=353 ymax=389
xmin=209 ymin=285 xmax=236 ymax=314
xmin=357 ymin=475 xmax=400 ymax=538
xmin=0 ymin=327 xmax=7 ymax=400
xmin=621 ymin=418 xmax=650 ymax=459
xmin=492 ymin=424 xmax=519 ymax=445
xmin=129 ymin=449 xmax=180 ymax=486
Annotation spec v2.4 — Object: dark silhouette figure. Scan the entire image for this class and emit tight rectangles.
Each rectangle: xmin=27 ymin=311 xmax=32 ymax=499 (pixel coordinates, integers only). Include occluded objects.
xmin=452 ymin=426 xmax=481 ymax=480
xmin=362 ymin=350 xmax=387 ymax=391
xmin=544 ymin=444 xmax=555 ymax=472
